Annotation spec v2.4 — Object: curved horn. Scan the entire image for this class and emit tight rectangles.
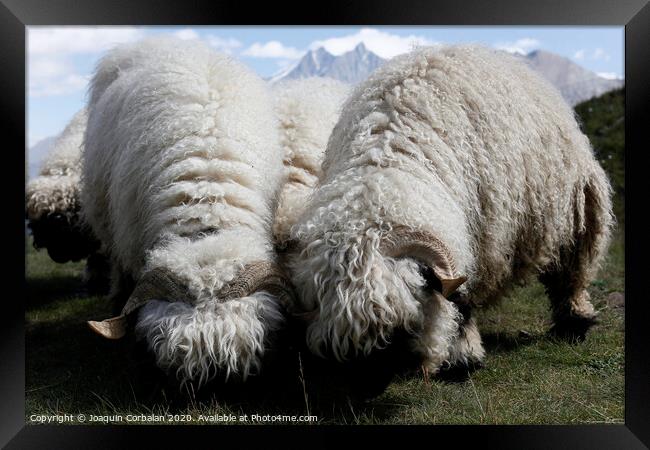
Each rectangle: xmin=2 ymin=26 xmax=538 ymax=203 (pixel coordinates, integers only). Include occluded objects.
xmin=380 ymin=225 xmax=467 ymax=297
xmin=88 ymin=262 xmax=296 ymax=339
xmin=88 ymin=267 xmax=192 ymax=340
xmin=217 ymin=261 xmax=295 ymax=308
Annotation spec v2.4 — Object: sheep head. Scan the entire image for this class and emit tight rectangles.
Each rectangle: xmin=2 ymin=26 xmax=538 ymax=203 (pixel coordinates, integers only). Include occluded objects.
xmin=294 ymin=224 xmax=467 ymax=368
xmin=87 ymin=261 xmax=294 ymax=340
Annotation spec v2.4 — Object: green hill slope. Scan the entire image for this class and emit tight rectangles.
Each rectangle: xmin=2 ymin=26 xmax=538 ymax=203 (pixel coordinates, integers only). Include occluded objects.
xmin=574 ymin=88 xmax=624 ymax=221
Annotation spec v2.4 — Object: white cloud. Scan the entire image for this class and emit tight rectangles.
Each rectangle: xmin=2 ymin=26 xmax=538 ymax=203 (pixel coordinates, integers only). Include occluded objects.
xmin=574 ymin=48 xmax=612 ymax=62
xmin=29 ymin=57 xmax=69 ymax=79
xmin=597 ymin=72 xmax=622 ymax=80
xmin=574 ymin=49 xmax=586 ymax=60
xmin=205 ymin=35 xmax=243 ymax=54
xmin=27 ymin=27 xmax=245 ymax=98
xmin=172 ymin=28 xmax=200 ymax=41
xmin=28 ymin=27 xmax=145 ymax=55
xmin=310 ymin=28 xmax=438 ymax=59
xmin=29 ymin=69 xmax=89 ymax=98
xmin=243 ymin=41 xmax=303 ymax=59
xmin=494 ymin=38 xmax=540 ymax=55
xmin=27 ymin=28 xmax=144 ymax=99
xmin=28 ymin=55 xmax=89 ymax=98
xmin=593 ymin=48 xmax=611 ymax=61
xmin=163 ymin=29 xmax=242 ymax=54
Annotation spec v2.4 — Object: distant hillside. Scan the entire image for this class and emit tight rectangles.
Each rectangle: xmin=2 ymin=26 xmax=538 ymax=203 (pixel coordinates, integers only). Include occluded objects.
xmin=27 ymin=136 xmax=57 ymax=179
xmin=574 ymin=88 xmax=624 ymax=221
xmin=522 ymin=50 xmax=623 ymax=106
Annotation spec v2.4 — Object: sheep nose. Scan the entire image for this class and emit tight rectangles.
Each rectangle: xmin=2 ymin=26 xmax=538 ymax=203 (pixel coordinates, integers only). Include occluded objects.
xmin=343 ymin=328 xmax=421 ymax=377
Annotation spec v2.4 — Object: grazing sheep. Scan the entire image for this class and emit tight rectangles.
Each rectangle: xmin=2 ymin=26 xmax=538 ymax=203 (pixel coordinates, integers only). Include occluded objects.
xmin=83 ymin=37 xmax=292 ymax=386
xmin=26 ymin=109 xmax=96 ymax=263
xmin=288 ymin=45 xmax=614 ymax=376
xmin=26 ymin=110 xmax=109 ymax=291
xmin=272 ymin=78 xmax=350 ymax=247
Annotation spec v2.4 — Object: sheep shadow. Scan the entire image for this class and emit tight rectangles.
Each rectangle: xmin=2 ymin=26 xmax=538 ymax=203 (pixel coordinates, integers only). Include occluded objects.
xmin=25 ymin=298 xmax=556 ymax=423
xmin=154 ymin=323 xmax=410 ymax=422
xmin=26 ymin=314 xmax=403 ymax=423
xmin=26 ymin=318 xmax=138 ymax=410
xmin=481 ymin=331 xmax=543 ymax=354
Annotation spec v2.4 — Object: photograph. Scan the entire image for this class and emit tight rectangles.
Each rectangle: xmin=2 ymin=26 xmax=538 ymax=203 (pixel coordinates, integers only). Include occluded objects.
xmin=25 ymin=25 xmax=625 ymax=426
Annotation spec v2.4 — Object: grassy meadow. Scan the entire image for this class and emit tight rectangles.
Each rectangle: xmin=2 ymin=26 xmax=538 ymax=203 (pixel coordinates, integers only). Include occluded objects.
xmin=25 ymin=89 xmax=625 ymax=425
xmin=25 ymin=229 xmax=625 ymax=425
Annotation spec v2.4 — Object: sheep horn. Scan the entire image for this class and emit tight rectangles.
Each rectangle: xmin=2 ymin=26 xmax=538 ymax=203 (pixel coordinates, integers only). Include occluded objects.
xmin=87 ymin=267 xmax=192 ymax=340
xmin=88 ymin=262 xmax=295 ymax=340
xmin=217 ymin=260 xmax=295 ymax=309
xmin=380 ymin=225 xmax=467 ymax=297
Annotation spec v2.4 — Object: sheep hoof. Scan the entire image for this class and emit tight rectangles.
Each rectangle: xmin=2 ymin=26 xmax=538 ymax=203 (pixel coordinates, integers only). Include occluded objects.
xmin=549 ymin=314 xmax=599 ymax=343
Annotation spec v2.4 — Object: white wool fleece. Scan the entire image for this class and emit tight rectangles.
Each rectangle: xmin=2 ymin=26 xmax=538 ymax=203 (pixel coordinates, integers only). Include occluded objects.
xmin=82 ymin=37 xmax=285 ymax=383
xmin=289 ymin=45 xmax=613 ymax=364
xmin=271 ymin=78 xmax=350 ymax=246
xmin=26 ymin=108 xmax=87 ymax=220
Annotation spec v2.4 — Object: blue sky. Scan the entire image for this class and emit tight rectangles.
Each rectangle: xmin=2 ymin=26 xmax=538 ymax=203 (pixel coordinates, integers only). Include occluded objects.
xmin=27 ymin=26 xmax=624 ymax=148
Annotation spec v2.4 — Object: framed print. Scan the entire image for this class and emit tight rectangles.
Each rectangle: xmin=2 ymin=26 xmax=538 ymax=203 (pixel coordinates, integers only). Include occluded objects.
xmin=3 ymin=0 xmax=649 ymax=447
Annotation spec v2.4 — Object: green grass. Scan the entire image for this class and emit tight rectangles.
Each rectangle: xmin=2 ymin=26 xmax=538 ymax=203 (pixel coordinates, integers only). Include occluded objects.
xmin=25 ymin=230 xmax=624 ymax=425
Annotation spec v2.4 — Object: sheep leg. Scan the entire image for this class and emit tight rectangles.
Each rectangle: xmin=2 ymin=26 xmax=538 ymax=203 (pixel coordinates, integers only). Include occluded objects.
xmin=540 ymin=178 xmax=611 ymax=341
xmin=84 ymin=251 xmax=111 ymax=295
xmin=108 ymin=265 xmax=135 ymax=316
xmin=539 ymin=246 xmax=599 ymax=341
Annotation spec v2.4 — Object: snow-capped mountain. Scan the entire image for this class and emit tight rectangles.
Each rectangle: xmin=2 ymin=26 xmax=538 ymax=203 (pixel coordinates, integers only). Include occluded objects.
xmin=521 ymin=50 xmax=624 ymax=106
xmin=270 ymin=44 xmax=623 ymax=107
xmin=270 ymin=43 xmax=384 ymax=85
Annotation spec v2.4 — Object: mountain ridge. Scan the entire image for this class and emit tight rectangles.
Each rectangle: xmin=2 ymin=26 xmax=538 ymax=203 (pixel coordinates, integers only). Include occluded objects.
xmin=270 ymin=44 xmax=623 ymax=107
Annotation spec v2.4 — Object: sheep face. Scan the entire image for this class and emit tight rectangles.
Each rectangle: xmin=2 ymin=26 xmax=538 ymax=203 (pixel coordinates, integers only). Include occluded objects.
xmin=290 ymin=225 xmax=467 ymax=374
xmin=28 ymin=210 xmax=99 ymax=263
xmin=89 ymin=259 xmax=294 ymax=386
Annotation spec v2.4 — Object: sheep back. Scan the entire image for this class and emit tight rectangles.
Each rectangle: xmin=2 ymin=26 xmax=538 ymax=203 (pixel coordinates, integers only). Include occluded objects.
xmin=294 ymin=45 xmax=614 ymax=306
xmin=272 ymin=77 xmax=350 ymax=246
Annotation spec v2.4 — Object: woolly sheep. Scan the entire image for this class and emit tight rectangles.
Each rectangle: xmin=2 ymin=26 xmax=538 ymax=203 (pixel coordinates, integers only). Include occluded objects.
xmin=26 ymin=110 xmax=109 ymax=292
xmin=83 ymin=37 xmax=291 ymax=386
xmin=271 ymin=77 xmax=350 ymax=247
xmin=287 ymin=45 xmax=614 ymax=376
xmin=26 ymin=109 xmax=98 ymax=263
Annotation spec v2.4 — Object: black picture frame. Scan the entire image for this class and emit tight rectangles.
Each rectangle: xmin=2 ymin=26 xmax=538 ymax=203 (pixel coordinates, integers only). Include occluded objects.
xmin=5 ymin=0 xmax=648 ymax=447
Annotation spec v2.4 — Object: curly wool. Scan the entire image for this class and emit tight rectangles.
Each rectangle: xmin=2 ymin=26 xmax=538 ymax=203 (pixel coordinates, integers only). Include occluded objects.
xmin=136 ymin=292 xmax=284 ymax=385
xmin=82 ymin=37 xmax=285 ymax=384
xmin=26 ymin=108 xmax=87 ymax=220
xmin=271 ymin=78 xmax=350 ymax=246
xmin=25 ymin=108 xmax=104 ymax=267
xmin=289 ymin=45 xmax=614 ymax=367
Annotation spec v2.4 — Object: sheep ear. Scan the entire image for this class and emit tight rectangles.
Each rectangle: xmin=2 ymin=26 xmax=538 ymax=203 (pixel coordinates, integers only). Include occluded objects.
xmin=87 ymin=267 xmax=192 ymax=340
xmin=88 ymin=315 xmax=127 ymax=339
xmin=381 ymin=225 xmax=467 ymax=298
